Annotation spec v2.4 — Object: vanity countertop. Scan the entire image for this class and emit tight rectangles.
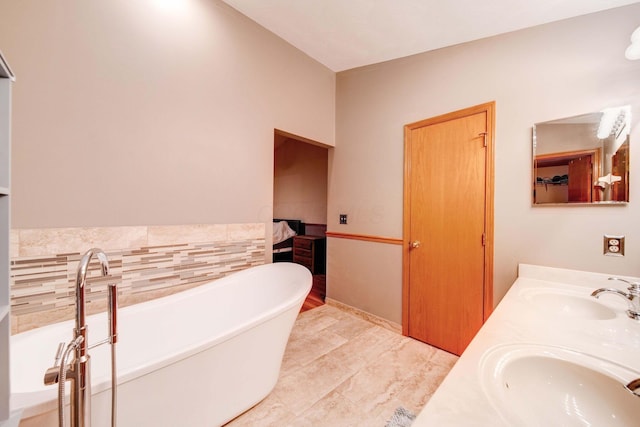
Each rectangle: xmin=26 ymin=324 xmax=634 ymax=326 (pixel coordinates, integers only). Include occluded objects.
xmin=412 ymin=264 xmax=640 ymax=426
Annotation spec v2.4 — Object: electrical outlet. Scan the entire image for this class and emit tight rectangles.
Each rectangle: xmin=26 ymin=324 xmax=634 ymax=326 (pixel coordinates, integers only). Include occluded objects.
xmin=604 ymin=235 xmax=625 ymax=256
xmin=339 ymin=214 xmax=348 ymax=225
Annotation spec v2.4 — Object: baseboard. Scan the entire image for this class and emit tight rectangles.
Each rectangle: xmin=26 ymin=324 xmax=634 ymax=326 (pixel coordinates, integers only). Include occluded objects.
xmin=325 ymin=298 xmax=402 ymax=335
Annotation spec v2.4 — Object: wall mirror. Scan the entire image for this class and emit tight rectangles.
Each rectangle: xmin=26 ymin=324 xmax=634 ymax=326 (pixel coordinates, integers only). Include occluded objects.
xmin=533 ymin=105 xmax=630 ymax=205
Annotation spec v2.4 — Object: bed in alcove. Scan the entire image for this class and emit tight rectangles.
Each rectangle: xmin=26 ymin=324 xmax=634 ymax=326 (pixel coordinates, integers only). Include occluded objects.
xmin=272 ymin=219 xmax=303 ymax=263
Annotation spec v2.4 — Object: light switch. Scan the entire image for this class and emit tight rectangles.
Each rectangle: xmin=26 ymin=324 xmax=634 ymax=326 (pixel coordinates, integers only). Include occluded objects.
xmin=339 ymin=214 xmax=347 ymax=225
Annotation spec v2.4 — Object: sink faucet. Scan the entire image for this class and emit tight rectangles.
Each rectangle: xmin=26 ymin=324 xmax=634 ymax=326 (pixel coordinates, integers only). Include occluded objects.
xmin=44 ymin=248 xmax=119 ymax=427
xmin=591 ymin=277 xmax=640 ymax=321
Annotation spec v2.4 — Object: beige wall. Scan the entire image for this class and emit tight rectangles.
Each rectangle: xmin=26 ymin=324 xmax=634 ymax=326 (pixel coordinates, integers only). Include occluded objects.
xmin=327 ymin=236 xmax=403 ymax=323
xmin=0 ymin=0 xmax=335 ymax=229
xmin=3 ymin=1 xmax=640 ymax=327
xmin=274 ymin=137 xmax=328 ymax=224
xmin=329 ymin=4 xmax=640 ymax=323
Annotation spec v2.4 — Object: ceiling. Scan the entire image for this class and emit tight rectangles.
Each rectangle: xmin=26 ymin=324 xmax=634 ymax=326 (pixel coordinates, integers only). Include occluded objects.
xmin=221 ymin=0 xmax=640 ymax=72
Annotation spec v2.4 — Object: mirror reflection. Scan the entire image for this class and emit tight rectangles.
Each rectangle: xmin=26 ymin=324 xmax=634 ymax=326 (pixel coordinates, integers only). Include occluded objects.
xmin=533 ymin=106 xmax=630 ymax=205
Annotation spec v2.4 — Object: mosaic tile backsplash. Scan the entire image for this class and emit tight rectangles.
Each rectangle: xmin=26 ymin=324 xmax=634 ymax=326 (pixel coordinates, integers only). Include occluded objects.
xmin=10 ymin=224 xmax=265 ymax=333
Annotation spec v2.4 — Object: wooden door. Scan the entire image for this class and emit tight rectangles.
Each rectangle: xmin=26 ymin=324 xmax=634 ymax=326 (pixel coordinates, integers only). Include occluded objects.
xmin=403 ymin=103 xmax=494 ymax=356
xmin=568 ymin=155 xmax=592 ymax=202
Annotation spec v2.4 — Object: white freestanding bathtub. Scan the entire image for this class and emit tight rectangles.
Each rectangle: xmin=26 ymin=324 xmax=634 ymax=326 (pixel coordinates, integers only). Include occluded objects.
xmin=11 ymin=262 xmax=311 ymax=427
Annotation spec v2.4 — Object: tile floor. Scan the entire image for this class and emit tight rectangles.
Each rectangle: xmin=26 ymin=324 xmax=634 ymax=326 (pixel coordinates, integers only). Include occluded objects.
xmin=226 ymin=304 xmax=458 ymax=426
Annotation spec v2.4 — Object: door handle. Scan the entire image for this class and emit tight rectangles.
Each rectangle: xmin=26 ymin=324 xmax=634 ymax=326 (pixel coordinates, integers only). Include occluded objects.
xmin=410 ymin=240 xmax=421 ymax=249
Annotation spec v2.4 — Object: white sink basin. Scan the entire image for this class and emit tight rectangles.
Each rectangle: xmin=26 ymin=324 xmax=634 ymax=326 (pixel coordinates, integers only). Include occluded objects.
xmin=520 ymin=288 xmax=617 ymax=320
xmin=480 ymin=344 xmax=640 ymax=426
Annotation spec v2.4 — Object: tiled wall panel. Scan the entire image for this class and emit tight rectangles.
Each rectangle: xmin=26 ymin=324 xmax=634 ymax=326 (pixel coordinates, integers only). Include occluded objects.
xmin=10 ymin=224 xmax=265 ymax=333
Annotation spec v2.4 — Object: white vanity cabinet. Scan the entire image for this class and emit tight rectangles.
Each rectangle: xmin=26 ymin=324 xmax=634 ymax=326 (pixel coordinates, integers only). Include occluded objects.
xmin=0 ymin=51 xmax=15 ymax=425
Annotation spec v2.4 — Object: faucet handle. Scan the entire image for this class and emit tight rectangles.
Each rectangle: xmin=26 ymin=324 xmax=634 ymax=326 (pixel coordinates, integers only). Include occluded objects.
xmin=43 ymin=342 xmax=66 ymax=385
xmin=608 ymin=277 xmax=640 ymax=291
xmin=53 ymin=342 xmax=65 ymax=367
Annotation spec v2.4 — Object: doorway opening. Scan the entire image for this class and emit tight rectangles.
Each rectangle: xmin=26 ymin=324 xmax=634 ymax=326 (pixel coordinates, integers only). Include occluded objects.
xmin=273 ymin=129 xmax=330 ymax=312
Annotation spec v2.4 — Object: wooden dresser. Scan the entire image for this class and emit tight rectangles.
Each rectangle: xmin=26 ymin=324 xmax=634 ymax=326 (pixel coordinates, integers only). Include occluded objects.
xmin=293 ymin=235 xmax=326 ymax=275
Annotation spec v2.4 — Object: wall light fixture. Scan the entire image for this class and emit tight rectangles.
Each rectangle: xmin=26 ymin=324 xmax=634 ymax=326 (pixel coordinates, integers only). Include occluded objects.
xmin=597 ymin=107 xmax=628 ymax=139
xmin=625 ymin=25 xmax=640 ymax=60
